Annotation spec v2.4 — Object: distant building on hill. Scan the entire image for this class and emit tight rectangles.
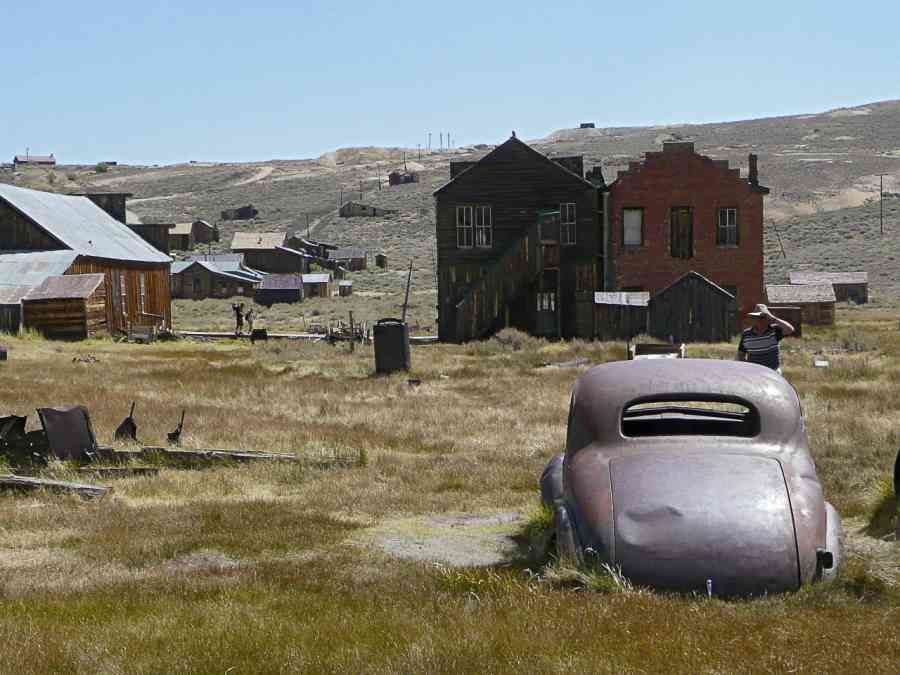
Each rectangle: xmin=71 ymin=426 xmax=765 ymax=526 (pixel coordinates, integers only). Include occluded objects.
xmin=171 ymin=258 xmax=262 ymax=300
xmin=788 ymin=271 xmax=868 ymax=304
xmin=221 ymin=204 xmax=258 ymax=221
xmin=388 ymin=170 xmax=418 ymax=186
xmin=231 ymin=231 xmax=310 ymax=274
xmin=13 ymin=153 xmax=56 ymax=168
xmin=766 ymin=283 xmax=835 ymax=325
xmin=338 ymin=201 xmax=396 ymax=218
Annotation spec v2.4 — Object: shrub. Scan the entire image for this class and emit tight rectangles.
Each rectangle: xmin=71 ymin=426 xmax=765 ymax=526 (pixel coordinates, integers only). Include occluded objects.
xmin=94 ymin=163 xmax=108 ymax=174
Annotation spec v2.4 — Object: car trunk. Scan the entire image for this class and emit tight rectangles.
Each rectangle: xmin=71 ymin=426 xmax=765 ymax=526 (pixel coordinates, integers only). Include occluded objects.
xmin=610 ymin=452 xmax=800 ymax=596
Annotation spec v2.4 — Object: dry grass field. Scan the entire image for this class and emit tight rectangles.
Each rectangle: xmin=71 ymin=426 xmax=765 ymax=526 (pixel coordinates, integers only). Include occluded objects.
xmin=1 ymin=307 xmax=898 ymax=673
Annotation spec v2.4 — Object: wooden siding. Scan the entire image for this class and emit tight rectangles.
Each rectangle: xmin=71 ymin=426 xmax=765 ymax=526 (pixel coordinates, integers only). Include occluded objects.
xmin=171 ymin=266 xmax=256 ymax=300
xmin=0 ymin=200 xmax=65 ymax=251
xmin=240 ymin=249 xmax=308 ymax=274
xmin=834 ymin=283 xmax=868 ymax=304
xmin=0 ymin=304 xmax=22 ymax=334
xmin=648 ymin=274 xmax=737 ymax=343
xmin=67 ymin=257 xmax=171 ymax=334
xmin=795 ymin=301 xmax=835 ymax=326
xmin=594 ymin=303 xmax=649 ymax=340
xmin=767 ymin=306 xmax=803 ymax=337
xmin=22 ymin=281 xmax=107 ymax=340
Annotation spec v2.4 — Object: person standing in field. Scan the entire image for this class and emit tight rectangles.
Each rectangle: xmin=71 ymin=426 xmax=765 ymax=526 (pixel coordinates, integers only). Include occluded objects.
xmin=736 ymin=304 xmax=794 ymax=373
xmin=245 ymin=307 xmax=255 ymax=334
xmin=232 ymin=302 xmax=244 ymax=335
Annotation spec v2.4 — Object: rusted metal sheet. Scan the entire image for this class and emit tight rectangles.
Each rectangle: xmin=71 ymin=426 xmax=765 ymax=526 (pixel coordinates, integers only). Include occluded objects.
xmin=540 ymin=359 xmax=842 ymax=596
xmin=36 ymin=405 xmax=98 ymax=461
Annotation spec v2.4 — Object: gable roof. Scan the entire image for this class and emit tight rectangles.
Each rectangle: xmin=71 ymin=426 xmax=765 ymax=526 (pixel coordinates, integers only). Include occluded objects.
xmin=0 ymin=251 xmax=79 ymax=288
xmin=231 ymin=231 xmax=286 ymax=250
xmin=766 ymin=284 xmax=836 ymax=304
xmin=433 ymin=135 xmax=597 ymax=196
xmin=0 ymin=285 xmax=32 ymax=304
xmin=651 ymin=271 xmax=735 ymax=300
xmin=789 ymin=271 xmax=868 ymax=285
xmin=14 ymin=155 xmax=55 ymax=164
xmin=0 ymin=184 xmax=170 ymax=264
xmin=24 ymin=273 xmax=104 ymax=301
xmin=170 ymin=222 xmax=194 ymax=236
xmin=594 ymin=291 xmax=649 ymax=307
xmin=171 ymin=259 xmax=263 ymax=284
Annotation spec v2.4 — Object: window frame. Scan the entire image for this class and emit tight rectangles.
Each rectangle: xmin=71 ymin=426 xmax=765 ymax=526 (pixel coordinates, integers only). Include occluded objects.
xmin=560 ymin=203 xmax=577 ymax=245
xmin=622 ymin=208 xmax=644 ymax=247
xmin=474 ymin=205 xmax=493 ymax=249
xmin=717 ymin=207 xmax=739 ymax=246
xmin=456 ymin=205 xmax=473 ymax=249
xmin=670 ymin=206 xmax=694 ymax=259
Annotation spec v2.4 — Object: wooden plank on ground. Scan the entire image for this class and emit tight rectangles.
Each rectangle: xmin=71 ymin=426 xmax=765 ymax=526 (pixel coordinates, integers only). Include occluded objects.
xmin=0 ymin=474 xmax=111 ymax=500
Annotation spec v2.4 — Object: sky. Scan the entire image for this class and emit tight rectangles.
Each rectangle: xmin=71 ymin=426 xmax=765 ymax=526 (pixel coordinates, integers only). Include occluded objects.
xmin=2 ymin=0 xmax=898 ymax=165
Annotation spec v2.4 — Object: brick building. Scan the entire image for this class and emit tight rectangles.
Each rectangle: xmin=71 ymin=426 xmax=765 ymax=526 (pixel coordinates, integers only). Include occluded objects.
xmin=606 ymin=142 xmax=769 ymax=317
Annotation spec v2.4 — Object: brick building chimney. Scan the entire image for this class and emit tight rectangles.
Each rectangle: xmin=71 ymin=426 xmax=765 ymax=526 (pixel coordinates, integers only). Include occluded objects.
xmin=748 ymin=153 xmax=759 ymax=185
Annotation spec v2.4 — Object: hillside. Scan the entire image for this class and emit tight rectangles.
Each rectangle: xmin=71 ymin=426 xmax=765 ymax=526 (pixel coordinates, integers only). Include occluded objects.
xmin=2 ymin=99 xmax=900 ymax=302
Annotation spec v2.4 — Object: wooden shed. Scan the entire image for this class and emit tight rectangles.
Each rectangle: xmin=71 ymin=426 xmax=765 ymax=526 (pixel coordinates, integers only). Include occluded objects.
xmin=375 ymin=253 xmax=387 ymax=269
xmin=302 ymin=273 xmax=332 ymax=298
xmin=593 ymin=292 xmax=649 ymax=340
xmin=338 ymin=202 xmax=396 ymax=218
xmin=648 ymin=271 xmax=737 ymax=343
xmin=170 ymin=259 xmax=262 ymax=300
xmin=169 ymin=222 xmax=196 ymax=251
xmin=22 ymin=274 xmax=107 ymax=339
xmin=329 ymin=247 xmax=367 ymax=271
xmin=0 ymin=286 xmax=30 ymax=334
xmin=338 ymin=280 xmax=353 ymax=297
xmin=789 ymin=271 xmax=868 ymax=304
xmin=128 ymin=223 xmax=173 ymax=254
xmin=254 ymin=274 xmax=304 ymax=306
xmin=766 ymin=284 xmax=835 ymax=325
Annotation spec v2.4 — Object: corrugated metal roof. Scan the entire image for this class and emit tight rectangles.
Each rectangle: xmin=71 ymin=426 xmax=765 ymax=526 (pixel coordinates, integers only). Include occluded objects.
xmin=0 ymin=184 xmax=170 ymax=264
xmin=171 ymin=260 xmax=263 ymax=284
xmin=231 ymin=231 xmax=286 ymax=250
xmin=170 ymin=222 xmax=194 ymax=236
xmin=339 ymin=280 xmax=353 ymax=287
xmin=0 ymin=285 xmax=31 ymax=304
xmin=24 ymin=273 xmax=104 ymax=301
xmin=766 ymin=284 xmax=836 ymax=304
xmin=259 ymin=274 xmax=303 ymax=290
xmin=789 ymin=271 xmax=868 ymax=285
xmin=0 ymin=251 xmax=78 ymax=288
xmin=330 ymin=247 xmax=367 ymax=259
xmin=594 ymin=291 xmax=649 ymax=307
xmin=302 ymin=273 xmax=331 ymax=284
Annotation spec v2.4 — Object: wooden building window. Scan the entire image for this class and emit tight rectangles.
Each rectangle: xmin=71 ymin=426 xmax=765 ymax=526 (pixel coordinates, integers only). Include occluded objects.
xmin=456 ymin=206 xmax=473 ymax=248
xmin=560 ymin=203 xmax=577 ymax=245
xmin=475 ymin=206 xmax=492 ymax=248
xmin=717 ymin=207 xmax=739 ymax=246
xmin=622 ymin=208 xmax=643 ymax=247
xmin=537 ymin=291 xmax=556 ymax=312
xmin=670 ymin=207 xmax=693 ymax=259
xmin=139 ymin=273 xmax=146 ymax=313
xmin=120 ymin=272 xmax=128 ymax=314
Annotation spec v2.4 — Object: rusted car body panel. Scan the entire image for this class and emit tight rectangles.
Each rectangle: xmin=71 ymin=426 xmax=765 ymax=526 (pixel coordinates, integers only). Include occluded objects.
xmin=541 ymin=359 xmax=842 ymax=596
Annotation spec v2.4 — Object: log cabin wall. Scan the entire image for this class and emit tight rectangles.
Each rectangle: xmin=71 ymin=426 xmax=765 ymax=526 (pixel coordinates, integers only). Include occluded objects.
xmin=0 ymin=200 xmax=65 ymax=250
xmin=22 ymin=283 xmax=107 ymax=339
xmin=67 ymin=257 xmax=171 ymax=334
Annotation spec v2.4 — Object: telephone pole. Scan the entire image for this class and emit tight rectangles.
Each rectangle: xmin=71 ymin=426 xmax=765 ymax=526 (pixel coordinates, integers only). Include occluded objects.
xmin=879 ymin=174 xmax=887 ymax=235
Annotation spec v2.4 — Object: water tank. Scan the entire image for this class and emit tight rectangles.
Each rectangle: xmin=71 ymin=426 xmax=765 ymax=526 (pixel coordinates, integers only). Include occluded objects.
xmin=374 ymin=318 xmax=410 ymax=374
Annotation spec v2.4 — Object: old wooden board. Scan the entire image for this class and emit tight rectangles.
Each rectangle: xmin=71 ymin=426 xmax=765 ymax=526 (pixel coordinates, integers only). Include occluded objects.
xmin=78 ymin=466 xmax=160 ymax=478
xmin=0 ymin=474 xmax=111 ymax=500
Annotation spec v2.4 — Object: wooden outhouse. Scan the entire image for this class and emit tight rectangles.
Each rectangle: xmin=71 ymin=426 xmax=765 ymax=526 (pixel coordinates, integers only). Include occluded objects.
xmin=648 ymin=271 xmax=737 ymax=343
xmin=338 ymin=280 xmax=353 ymax=297
xmin=22 ymin=274 xmax=107 ymax=339
xmin=766 ymin=284 xmax=835 ymax=325
xmin=302 ymin=273 xmax=332 ymax=298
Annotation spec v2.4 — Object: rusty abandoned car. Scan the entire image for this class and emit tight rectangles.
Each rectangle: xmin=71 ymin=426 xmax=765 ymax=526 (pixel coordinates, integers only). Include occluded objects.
xmin=540 ymin=359 xmax=843 ymax=596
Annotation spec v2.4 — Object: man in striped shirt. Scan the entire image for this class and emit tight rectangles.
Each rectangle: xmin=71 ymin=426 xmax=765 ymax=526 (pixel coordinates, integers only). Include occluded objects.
xmin=737 ymin=304 xmax=795 ymax=372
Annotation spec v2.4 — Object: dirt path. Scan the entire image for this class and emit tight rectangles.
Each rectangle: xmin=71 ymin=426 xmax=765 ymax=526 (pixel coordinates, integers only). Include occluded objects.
xmin=233 ymin=166 xmax=274 ymax=187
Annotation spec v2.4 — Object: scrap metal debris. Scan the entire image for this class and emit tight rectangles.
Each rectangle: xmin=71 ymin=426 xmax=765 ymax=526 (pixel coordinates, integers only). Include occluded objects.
xmin=114 ymin=402 xmax=138 ymax=442
xmin=167 ymin=410 xmax=185 ymax=446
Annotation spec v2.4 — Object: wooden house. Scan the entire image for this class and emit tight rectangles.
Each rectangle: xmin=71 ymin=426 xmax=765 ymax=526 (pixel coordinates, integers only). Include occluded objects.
xmin=338 ymin=202 xmax=396 ymax=218
xmin=169 ymin=222 xmax=196 ymax=251
xmin=648 ymin=271 xmax=737 ymax=343
xmin=302 ymin=273 xmax=332 ymax=298
xmin=231 ymin=231 xmax=311 ymax=274
xmin=128 ymin=223 xmax=173 ymax=254
xmin=338 ymin=280 xmax=353 ymax=297
xmin=375 ymin=253 xmax=387 ymax=269
xmin=0 ymin=184 xmax=172 ymax=334
xmin=22 ymin=274 xmax=107 ymax=339
xmin=192 ymin=220 xmax=218 ymax=244
xmin=329 ymin=247 xmax=367 ymax=271
xmin=592 ymin=292 xmax=649 ymax=340
xmin=434 ymin=134 xmax=605 ymax=342
xmin=0 ymin=286 xmax=30 ymax=334
xmin=255 ymin=274 xmax=304 ymax=306
xmin=221 ymin=205 xmax=258 ymax=221
xmin=766 ymin=284 xmax=835 ymax=325
xmin=388 ymin=170 xmax=418 ymax=186
xmin=170 ymin=258 xmax=262 ymax=299
xmin=13 ymin=154 xmax=55 ymax=168
xmin=789 ymin=271 xmax=868 ymax=304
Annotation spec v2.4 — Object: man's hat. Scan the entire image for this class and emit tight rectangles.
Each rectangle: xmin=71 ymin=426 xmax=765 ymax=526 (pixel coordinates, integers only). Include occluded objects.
xmin=747 ymin=303 xmax=769 ymax=318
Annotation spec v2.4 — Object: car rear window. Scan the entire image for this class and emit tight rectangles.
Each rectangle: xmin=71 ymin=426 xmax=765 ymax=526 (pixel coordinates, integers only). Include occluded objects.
xmin=622 ymin=397 xmax=760 ymax=438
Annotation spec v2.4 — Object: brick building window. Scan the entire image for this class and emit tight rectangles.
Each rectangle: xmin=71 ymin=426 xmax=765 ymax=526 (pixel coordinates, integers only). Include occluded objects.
xmin=456 ymin=206 xmax=473 ymax=248
xmin=474 ymin=206 xmax=492 ymax=248
xmin=560 ymin=203 xmax=577 ymax=245
xmin=622 ymin=208 xmax=643 ymax=246
xmin=670 ymin=206 xmax=693 ymax=259
xmin=717 ymin=207 xmax=739 ymax=246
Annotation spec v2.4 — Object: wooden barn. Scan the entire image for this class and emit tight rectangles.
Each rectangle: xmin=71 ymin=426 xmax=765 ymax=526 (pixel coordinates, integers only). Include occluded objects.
xmin=231 ymin=231 xmax=311 ymax=274
xmin=592 ymin=292 xmax=649 ymax=340
xmin=302 ymin=273 xmax=332 ymax=298
xmin=789 ymin=271 xmax=868 ymax=304
xmin=22 ymin=274 xmax=107 ymax=339
xmin=255 ymin=274 xmax=303 ymax=306
xmin=0 ymin=286 xmax=30 ymax=334
xmin=0 ymin=185 xmax=172 ymax=335
xmin=766 ymin=284 xmax=835 ymax=325
xmin=170 ymin=258 xmax=263 ymax=299
xmin=648 ymin=271 xmax=737 ymax=343
xmin=329 ymin=247 xmax=367 ymax=271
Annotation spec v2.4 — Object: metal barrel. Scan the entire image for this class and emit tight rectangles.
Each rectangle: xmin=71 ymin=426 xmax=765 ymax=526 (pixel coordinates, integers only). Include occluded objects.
xmin=374 ymin=318 xmax=410 ymax=374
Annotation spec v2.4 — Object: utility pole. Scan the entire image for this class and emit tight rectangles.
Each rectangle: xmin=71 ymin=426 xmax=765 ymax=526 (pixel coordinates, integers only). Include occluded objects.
xmin=879 ymin=174 xmax=887 ymax=235
xmin=439 ymin=133 xmax=443 ymax=153
xmin=448 ymin=132 xmax=451 ymax=150
xmin=417 ymin=143 xmax=421 ymax=161
xmin=428 ymin=132 xmax=431 ymax=152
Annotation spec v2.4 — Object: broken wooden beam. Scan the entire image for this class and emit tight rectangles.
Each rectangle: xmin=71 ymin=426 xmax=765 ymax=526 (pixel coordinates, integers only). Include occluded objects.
xmin=78 ymin=466 xmax=160 ymax=478
xmin=0 ymin=474 xmax=111 ymax=500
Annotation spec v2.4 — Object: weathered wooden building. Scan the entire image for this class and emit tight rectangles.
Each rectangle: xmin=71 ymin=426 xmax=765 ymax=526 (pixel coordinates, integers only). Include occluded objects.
xmin=255 ymin=274 xmax=303 ymax=305
xmin=648 ymin=271 xmax=737 ymax=343
xmin=231 ymin=231 xmax=311 ymax=274
xmin=338 ymin=202 xmax=396 ymax=218
xmin=73 ymin=192 xmax=132 ymax=224
xmin=766 ymin=284 xmax=835 ymax=325
xmin=192 ymin=220 xmax=218 ymax=244
xmin=375 ymin=253 xmax=387 ymax=269
xmin=0 ymin=285 xmax=29 ymax=334
xmin=434 ymin=134 xmax=605 ymax=342
xmin=170 ymin=259 xmax=262 ymax=299
xmin=591 ymin=292 xmax=649 ymax=340
xmin=388 ymin=170 xmax=418 ymax=186
xmin=338 ymin=280 xmax=353 ymax=297
xmin=767 ymin=305 xmax=803 ymax=337
xmin=788 ymin=271 xmax=868 ymax=304
xmin=128 ymin=223 xmax=173 ymax=254
xmin=13 ymin=154 xmax=55 ymax=168
xmin=329 ymin=247 xmax=367 ymax=271
xmin=302 ymin=273 xmax=332 ymax=298
xmin=169 ymin=222 xmax=195 ymax=251
xmin=221 ymin=205 xmax=258 ymax=221
xmin=22 ymin=273 xmax=107 ymax=339
xmin=0 ymin=184 xmax=172 ymax=334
